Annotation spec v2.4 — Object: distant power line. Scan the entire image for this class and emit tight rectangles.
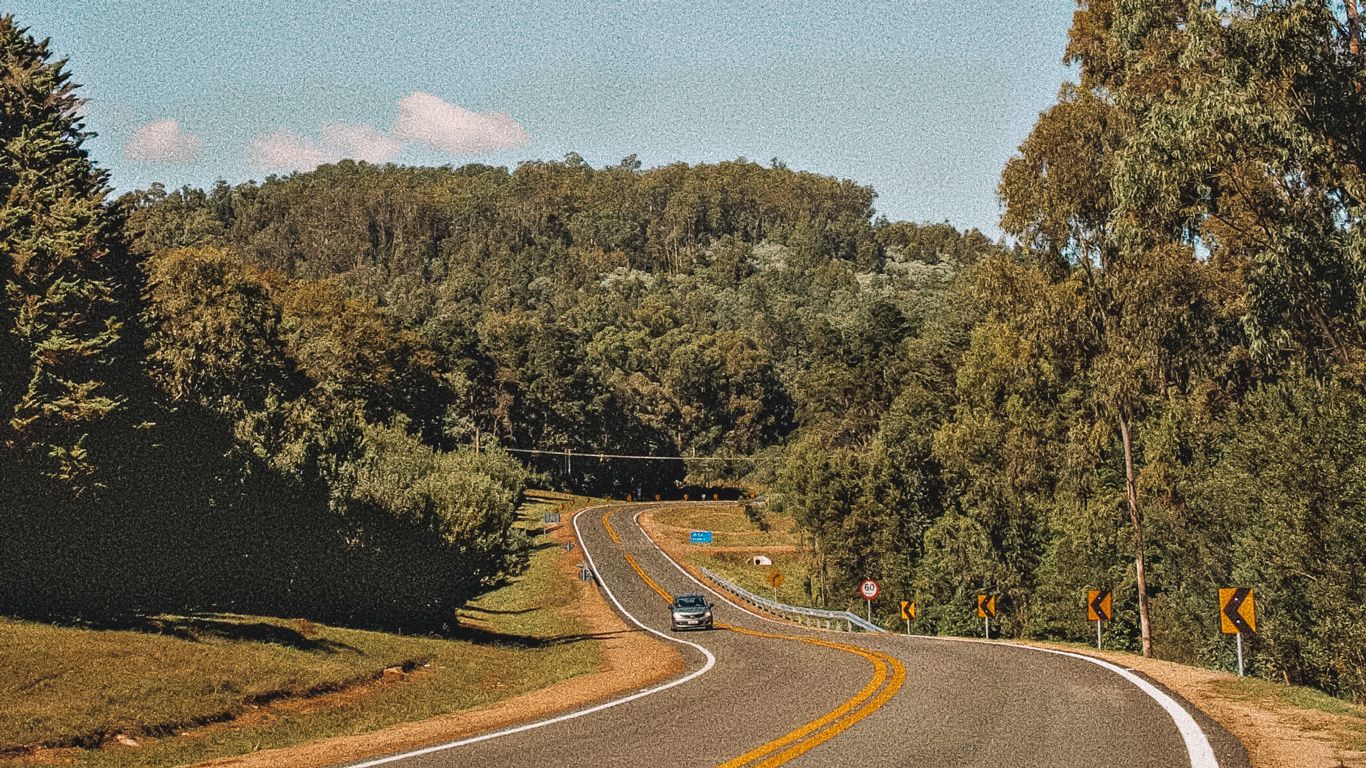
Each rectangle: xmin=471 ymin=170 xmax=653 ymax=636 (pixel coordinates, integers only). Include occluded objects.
xmin=501 ymin=447 xmax=779 ymax=463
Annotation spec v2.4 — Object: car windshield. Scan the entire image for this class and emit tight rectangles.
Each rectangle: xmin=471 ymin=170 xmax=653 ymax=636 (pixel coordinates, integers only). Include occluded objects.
xmin=674 ymin=595 xmax=706 ymax=609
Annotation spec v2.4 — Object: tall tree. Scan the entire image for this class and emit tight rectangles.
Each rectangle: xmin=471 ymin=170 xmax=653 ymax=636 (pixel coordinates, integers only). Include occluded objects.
xmin=0 ymin=16 xmax=128 ymax=489
xmin=995 ymin=0 xmax=1197 ymax=657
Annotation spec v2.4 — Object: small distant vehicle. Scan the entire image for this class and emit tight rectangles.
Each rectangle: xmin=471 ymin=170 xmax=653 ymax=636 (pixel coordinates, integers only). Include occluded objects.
xmin=670 ymin=593 xmax=714 ymax=631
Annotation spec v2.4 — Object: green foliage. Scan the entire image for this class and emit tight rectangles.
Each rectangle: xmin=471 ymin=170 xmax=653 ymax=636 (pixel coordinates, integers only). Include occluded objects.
xmin=10 ymin=0 xmax=1361 ymax=706
xmin=771 ymin=0 xmax=1366 ymax=704
xmin=1200 ymin=378 xmax=1366 ymax=699
xmin=910 ymin=0 xmax=1365 ymax=701
xmin=0 ymin=16 xmax=132 ymax=489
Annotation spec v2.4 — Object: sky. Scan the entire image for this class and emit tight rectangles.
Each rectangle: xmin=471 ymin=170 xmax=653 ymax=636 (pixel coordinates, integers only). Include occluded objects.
xmin=11 ymin=1 xmax=1075 ymax=235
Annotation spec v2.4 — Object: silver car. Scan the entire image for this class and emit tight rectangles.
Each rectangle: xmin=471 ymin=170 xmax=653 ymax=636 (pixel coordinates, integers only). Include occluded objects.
xmin=670 ymin=593 xmax=714 ymax=631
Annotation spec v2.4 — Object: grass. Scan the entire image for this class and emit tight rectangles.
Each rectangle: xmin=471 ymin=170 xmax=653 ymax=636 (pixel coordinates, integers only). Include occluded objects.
xmin=645 ymin=503 xmax=818 ymax=607
xmin=650 ymin=504 xmax=802 ymax=549
xmin=1 ymin=490 xmax=602 ymax=768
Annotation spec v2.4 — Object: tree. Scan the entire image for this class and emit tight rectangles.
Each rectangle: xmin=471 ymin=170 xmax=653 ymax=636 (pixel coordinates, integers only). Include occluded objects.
xmin=0 ymin=16 xmax=134 ymax=490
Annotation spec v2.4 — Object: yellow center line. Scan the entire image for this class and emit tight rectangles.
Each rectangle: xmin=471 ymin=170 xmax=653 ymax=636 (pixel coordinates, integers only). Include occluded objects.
xmin=715 ymin=628 xmax=890 ymax=768
xmin=602 ymin=508 xmax=904 ymax=768
xmin=749 ymin=651 xmax=906 ymax=767
xmin=624 ymin=552 xmax=674 ymax=602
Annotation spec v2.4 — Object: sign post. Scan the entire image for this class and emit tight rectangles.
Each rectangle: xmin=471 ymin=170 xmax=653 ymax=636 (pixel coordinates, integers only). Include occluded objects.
xmin=859 ymin=579 xmax=880 ymax=624
xmin=1219 ymin=587 xmax=1257 ymax=676
xmin=899 ymin=600 xmax=916 ymax=635
xmin=976 ymin=594 xmax=997 ymax=639
xmin=1087 ymin=589 xmax=1113 ymax=650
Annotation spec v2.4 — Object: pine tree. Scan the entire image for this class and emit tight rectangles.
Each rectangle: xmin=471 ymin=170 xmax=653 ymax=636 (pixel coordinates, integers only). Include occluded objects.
xmin=0 ymin=16 xmax=126 ymax=489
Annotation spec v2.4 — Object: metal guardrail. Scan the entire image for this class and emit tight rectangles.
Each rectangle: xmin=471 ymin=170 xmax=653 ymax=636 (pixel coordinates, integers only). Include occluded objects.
xmin=699 ymin=566 xmax=887 ymax=633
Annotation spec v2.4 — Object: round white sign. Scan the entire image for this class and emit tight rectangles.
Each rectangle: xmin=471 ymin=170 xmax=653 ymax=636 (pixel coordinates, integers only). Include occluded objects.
xmin=859 ymin=579 xmax=880 ymax=600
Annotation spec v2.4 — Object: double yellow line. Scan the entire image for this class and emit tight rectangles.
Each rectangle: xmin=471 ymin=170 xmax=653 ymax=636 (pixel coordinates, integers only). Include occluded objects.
xmin=716 ymin=629 xmax=905 ymax=767
xmin=603 ymin=510 xmax=621 ymax=543
xmin=608 ymin=510 xmax=905 ymax=767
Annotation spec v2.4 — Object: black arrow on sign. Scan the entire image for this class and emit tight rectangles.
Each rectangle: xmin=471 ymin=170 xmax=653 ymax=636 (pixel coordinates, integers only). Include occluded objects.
xmin=1223 ymin=587 xmax=1254 ymax=634
xmin=1090 ymin=590 xmax=1111 ymax=621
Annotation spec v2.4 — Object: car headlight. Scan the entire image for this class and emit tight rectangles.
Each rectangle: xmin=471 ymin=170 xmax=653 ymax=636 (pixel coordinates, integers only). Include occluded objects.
xmin=703 ymin=611 xmax=712 ymax=619
xmin=672 ymin=612 xmax=685 ymax=621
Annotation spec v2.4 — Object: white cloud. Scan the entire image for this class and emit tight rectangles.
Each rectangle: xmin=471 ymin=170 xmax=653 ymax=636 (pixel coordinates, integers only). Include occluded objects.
xmin=245 ymin=93 xmax=528 ymax=171
xmin=321 ymin=123 xmax=402 ymax=164
xmin=124 ymin=119 xmax=202 ymax=164
xmin=246 ymin=130 xmax=334 ymax=171
xmin=392 ymin=92 xmax=530 ymax=156
xmin=247 ymin=123 xmax=404 ymax=172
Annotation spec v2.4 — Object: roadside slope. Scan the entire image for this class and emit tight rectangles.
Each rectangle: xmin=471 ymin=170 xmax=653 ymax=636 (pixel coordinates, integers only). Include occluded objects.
xmin=2 ymin=493 xmax=682 ymax=768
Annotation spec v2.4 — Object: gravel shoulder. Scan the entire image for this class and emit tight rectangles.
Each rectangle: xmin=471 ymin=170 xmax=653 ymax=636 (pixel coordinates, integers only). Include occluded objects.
xmin=1018 ymin=641 xmax=1366 ymax=768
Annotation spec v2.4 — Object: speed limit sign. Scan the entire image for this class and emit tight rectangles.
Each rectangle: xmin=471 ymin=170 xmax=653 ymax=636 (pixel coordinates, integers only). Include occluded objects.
xmin=859 ymin=579 xmax=880 ymax=601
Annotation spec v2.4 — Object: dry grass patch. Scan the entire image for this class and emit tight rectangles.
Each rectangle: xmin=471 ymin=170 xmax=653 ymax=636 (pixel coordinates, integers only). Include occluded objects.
xmin=639 ymin=503 xmax=814 ymax=607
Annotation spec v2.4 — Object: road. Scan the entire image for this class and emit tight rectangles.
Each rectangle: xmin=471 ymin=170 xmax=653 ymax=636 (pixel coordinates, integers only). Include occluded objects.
xmin=345 ymin=503 xmax=1250 ymax=768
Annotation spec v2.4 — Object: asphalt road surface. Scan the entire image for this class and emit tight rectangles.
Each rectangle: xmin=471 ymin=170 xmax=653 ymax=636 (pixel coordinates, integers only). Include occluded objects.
xmin=344 ymin=503 xmax=1250 ymax=768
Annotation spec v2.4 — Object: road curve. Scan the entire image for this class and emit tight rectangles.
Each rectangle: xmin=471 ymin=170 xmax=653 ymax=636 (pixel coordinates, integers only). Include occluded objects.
xmin=341 ymin=503 xmax=1250 ymax=768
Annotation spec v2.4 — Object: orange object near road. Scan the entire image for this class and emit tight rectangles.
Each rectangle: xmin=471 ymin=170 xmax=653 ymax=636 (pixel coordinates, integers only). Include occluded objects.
xmin=976 ymin=594 xmax=996 ymax=618
xmin=767 ymin=569 xmax=785 ymax=589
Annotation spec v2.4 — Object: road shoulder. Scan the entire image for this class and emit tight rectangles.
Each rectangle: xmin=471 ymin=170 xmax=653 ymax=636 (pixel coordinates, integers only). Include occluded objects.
xmin=1015 ymin=642 xmax=1366 ymax=768
xmin=196 ymin=506 xmax=684 ymax=768
xmin=639 ymin=503 xmax=1364 ymax=768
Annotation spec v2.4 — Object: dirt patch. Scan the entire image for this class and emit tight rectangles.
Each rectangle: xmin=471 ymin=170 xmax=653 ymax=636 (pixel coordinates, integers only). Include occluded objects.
xmin=192 ymin=505 xmax=683 ymax=768
xmin=1023 ymin=642 xmax=1366 ymax=768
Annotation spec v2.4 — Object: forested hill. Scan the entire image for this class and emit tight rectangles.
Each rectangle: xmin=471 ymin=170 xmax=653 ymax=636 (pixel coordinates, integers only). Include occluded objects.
xmin=2 ymin=6 xmax=1003 ymax=632
xmin=124 ymin=160 xmax=1005 ymax=493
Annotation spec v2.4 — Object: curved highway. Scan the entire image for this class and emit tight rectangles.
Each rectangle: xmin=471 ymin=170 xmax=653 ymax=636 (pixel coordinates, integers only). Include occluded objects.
xmin=343 ymin=503 xmax=1249 ymax=768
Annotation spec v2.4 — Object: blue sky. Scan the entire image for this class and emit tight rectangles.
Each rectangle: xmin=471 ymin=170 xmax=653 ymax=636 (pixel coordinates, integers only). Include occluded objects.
xmin=12 ymin=1 xmax=1073 ymax=235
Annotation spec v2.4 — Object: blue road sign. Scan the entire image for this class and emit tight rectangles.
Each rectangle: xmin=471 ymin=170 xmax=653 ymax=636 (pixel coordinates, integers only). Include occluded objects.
xmin=690 ymin=530 xmax=713 ymax=544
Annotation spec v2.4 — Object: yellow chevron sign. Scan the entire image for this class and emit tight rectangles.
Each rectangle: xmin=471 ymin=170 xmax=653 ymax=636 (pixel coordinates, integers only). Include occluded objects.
xmin=1087 ymin=589 xmax=1113 ymax=622
xmin=1220 ymin=588 xmax=1256 ymax=635
xmin=900 ymin=600 xmax=916 ymax=621
xmin=976 ymin=594 xmax=996 ymax=618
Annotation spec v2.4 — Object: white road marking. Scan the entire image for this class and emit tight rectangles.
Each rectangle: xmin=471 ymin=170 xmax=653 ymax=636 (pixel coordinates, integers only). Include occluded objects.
xmin=636 ymin=505 xmax=1221 ymax=768
xmin=919 ymin=635 xmax=1221 ymax=768
xmin=632 ymin=507 xmax=791 ymax=628
xmin=343 ymin=505 xmax=716 ymax=768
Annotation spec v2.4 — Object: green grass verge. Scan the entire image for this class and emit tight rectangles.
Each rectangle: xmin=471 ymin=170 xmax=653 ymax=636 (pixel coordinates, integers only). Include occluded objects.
xmin=650 ymin=504 xmax=802 ymax=549
xmin=1 ymin=491 xmax=600 ymax=768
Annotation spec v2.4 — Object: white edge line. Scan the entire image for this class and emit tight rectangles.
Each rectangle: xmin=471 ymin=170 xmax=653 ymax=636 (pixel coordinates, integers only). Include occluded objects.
xmin=343 ymin=505 xmax=716 ymax=768
xmin=635 ymin=507 xmax=1219 ymax=768
xmin=918 ymin=635 xmax=1220 ymax=768
xmin=631 ymin=508 xmax=788 ymax=627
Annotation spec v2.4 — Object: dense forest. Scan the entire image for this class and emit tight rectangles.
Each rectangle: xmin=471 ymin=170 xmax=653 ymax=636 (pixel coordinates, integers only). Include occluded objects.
xmin=4 ymin=0 xmax=1365 ymax=704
